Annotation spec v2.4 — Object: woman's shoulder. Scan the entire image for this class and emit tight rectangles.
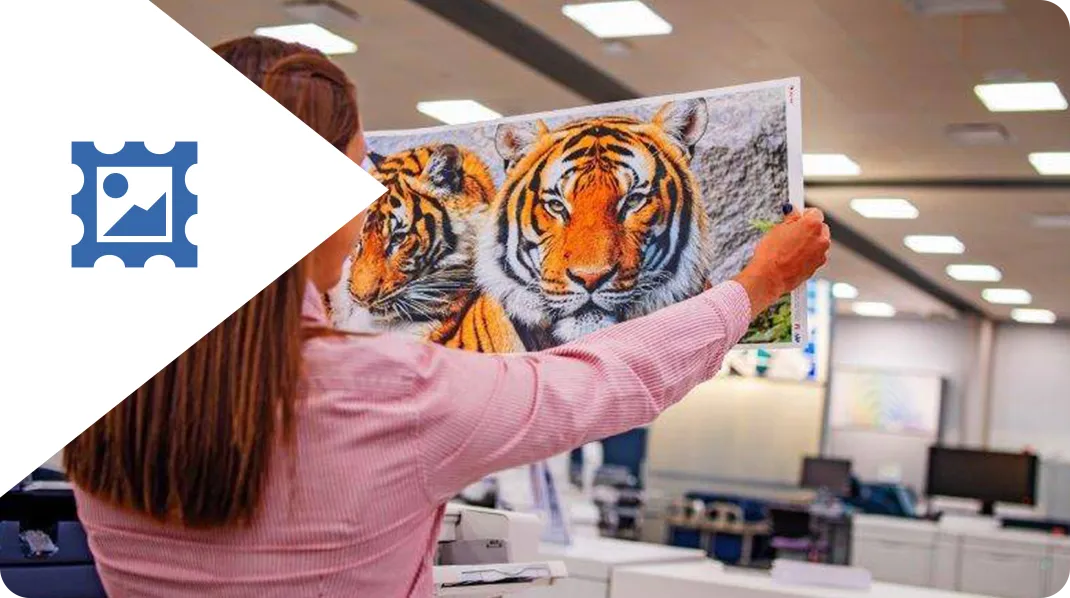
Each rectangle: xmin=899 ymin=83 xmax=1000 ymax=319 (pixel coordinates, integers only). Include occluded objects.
xmin=301 ymin=329 xmax=430 ymax=394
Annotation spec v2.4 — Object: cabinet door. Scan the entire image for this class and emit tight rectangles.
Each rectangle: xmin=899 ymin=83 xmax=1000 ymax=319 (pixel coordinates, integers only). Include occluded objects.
xmin=959 ymin=545 xmax=1046 ymax=598
xmin=931 ymin=538 xmax=959 ymax=591
xmin=1049 ymin=552 xmax=1069 ymax=597
xmin=517 ymin=577 xmax=607 ymax=598
xmin=853 ymin=537 xmax=933 ymax=587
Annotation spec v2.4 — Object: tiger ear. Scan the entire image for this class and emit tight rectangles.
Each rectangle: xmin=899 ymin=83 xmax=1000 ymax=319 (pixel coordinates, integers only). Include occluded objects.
xmin=495 ymin=120 xmax=547 ymax=170
xmin=654 ymin=98 xmax=709 ymax=155
xmin=368 ymin=151 xmax=387 ymax=169
xmin=425 ymin=144 xmax=464 ymax=194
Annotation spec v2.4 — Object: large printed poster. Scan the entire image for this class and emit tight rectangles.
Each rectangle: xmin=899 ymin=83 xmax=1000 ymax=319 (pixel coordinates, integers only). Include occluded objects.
xmin=328 ymin=78 xmax=806 ymax=351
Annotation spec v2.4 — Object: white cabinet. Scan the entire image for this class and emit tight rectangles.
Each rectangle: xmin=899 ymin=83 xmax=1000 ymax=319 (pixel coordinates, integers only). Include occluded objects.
xmin=1048 ymin=547 xmax=1069 ymax=597
xmin=958 ymin=537 xmax=1048 ymax=598
xmin=931 ymin=536 xmax=960 ymax=591
xmin=852 ymin=515 xmax=939 ymax=587
xmin=853 ymin=536 xmax=934 ymax=586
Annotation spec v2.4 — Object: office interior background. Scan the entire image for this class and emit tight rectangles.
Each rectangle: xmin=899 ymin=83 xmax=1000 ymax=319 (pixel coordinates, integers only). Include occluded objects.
xmin=5 ymin=1 xmax=1070 ymax=598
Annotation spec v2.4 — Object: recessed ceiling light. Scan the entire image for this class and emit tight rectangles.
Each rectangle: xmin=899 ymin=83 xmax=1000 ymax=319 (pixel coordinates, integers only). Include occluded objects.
xmin=254 ymin=23 xmax=356 ymax=55
xmin=1031 ymin=213 xmax=1070 ymax=229
xmin=850 ymin=198 xmax=919 ymax=219
xmin=902 ymin=0 xmax=1006 ymax=16
xmin=832 ymin=282 xmax=859 ymax=300
xmin=416 ymin=100 xmax=502 ymax=125
xmin=803 ymin=154 xmax=861 ymax=177
xmin=974 ymin=82 xmax=1068 ymax=112
xmin=904 ymin=235 xmax=965 ymax=254
xmin=944 ymin=123 xmax=1012 ymax=146
xmin=946 ymin=264 xmax=1002 ymax=282
xmin=982 ymin=288 xmax=1032 ymax=305
xmin=852 ymin=302 xmax=897 ymax=318
xmin=1011 ymin=308 xmax=1056 ymax=325
xmin=1029 ymin=152 xmax=1070 ymax=176
xmin=562 ymin=1 xmax=673 ymax=39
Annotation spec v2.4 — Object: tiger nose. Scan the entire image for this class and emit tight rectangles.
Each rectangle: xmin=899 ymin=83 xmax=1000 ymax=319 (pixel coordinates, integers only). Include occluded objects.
xmin=567 ymin=264 xmax=620 ymax=292
xmin=351 ymin=287 xmax=379 ymax=306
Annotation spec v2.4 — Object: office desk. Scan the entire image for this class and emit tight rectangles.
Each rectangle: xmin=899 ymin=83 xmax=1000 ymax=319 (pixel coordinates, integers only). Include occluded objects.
xmin=611 ymin=561 xmax=1000 ymax=598
xmin=517 ymin=536 xmax=709 ymax=598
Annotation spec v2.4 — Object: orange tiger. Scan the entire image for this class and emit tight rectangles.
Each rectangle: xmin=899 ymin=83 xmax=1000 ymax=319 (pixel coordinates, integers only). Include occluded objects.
xmin=476 ymin=99 xmax=712 ymax=348
xmin=333 ymin=144 xmax=521 ymax=352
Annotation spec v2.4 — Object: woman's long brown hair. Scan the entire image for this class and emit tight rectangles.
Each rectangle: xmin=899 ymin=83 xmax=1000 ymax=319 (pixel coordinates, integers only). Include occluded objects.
xmin=64 ymin=48 xmax=361 ymax=529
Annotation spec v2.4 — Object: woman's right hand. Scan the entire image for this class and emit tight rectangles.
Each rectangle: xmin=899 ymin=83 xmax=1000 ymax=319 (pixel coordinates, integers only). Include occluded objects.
xmin=733 ymin=207 xmax=831 ymax=317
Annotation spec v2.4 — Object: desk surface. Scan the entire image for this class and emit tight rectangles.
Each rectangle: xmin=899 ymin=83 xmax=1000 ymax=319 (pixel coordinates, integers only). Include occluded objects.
xmin=536 ymin=536 xmax=708 ymax=581
xmin=611 ymin=561 xmax=999 ymax=598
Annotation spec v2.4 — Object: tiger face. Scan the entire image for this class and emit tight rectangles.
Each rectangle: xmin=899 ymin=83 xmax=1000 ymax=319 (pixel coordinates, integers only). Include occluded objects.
xmin=344 ymin=144 xmax=495 ymax=332
xmin=478 ymin=99 xmax=712 ymax=343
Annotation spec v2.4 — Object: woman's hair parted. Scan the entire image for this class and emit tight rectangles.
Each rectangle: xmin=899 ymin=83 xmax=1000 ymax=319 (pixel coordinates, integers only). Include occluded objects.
xmin=262 ymin=52 xmax=359 ymax=152
xmin=63 ymin=43 xmax=362 ymax=529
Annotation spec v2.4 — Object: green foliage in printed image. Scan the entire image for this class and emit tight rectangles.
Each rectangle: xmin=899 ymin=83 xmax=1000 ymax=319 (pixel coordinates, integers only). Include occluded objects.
xmin=742 ymin=293 xmax=793 ymax=344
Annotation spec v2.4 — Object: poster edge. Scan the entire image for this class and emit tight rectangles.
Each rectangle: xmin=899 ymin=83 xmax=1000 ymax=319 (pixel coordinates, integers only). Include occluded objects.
xmin=366 ymin=77 xmax=804 ymax=139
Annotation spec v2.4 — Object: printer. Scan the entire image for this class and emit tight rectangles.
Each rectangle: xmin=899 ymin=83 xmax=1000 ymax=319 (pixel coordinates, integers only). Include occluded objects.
xmin=1 ymin=478 xmax=106 ymax=598
xmin=435 ymin=503 xmax=568 ymax=596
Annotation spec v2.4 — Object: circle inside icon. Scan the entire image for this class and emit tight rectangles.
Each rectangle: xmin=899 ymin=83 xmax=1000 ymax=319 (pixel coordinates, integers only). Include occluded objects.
xmin=103 ymin=173 xmax=129 ymax=198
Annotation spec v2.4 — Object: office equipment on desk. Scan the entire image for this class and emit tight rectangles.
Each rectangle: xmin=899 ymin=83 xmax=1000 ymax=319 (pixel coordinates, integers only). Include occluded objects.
xmin=523 ymin=535 xmax=709 ymax=597
xmin=768 ymin=502 xmax=852 ymax=566
xmin=0 ymin=481 xmax=106 ymax=598
xmin=1000 ymin=516 xmax=1070 ymax=535
xmin=926 ymin=446 xmax=1039 ymax=517
xmin=849 ymin=481 xmax=918 ymax=519
xmin=799 ymin=457 xmax=852 ymax=498
xmin=436 ymin=503 xmax=567 ymax=596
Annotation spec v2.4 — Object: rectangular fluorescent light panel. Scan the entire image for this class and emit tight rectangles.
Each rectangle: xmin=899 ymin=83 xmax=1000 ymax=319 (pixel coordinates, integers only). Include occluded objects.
xmin=982 ymin=288 xmax=1032 ymax=305
xmin=254 ymin=23 xmax=356 ymax=55
xmin=944 ymin=123 xmax=1011 ymax=146
xmin=903 ymin=0 xmax=1006 ymax=16
xmin=417 ymin=100 xmax=502 ymax=125
xmin=1029 ymin=152 xmax=1070 ymax=176
xmin=832 ymin=282 xmax=859 ymax=300
xmin=1032 ymin=213 xmax=1070 ymax=229
xmin=904 ymin=235 xmax=965 ymax=254
xmin=946 ymin=264 xmax=1002 ymax=282
xmin=1011 ymin=308 xmax=1056 ymax=324
xmin=851 ymin=198 xmax=919 ymax=219
xmin=803 ymin=154 xmax=861 ymax=177
xmin=562 ymin=1 xmax=673 ymax=38
xmin=852 ymin=302 xmax=897 ymax=318
xmin=974 ymin=82 xmax=1067 ymax=112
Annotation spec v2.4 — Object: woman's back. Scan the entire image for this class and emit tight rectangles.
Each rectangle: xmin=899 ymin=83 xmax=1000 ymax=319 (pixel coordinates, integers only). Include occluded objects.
xmin=76 ymin=298 xmax=444 ymax=597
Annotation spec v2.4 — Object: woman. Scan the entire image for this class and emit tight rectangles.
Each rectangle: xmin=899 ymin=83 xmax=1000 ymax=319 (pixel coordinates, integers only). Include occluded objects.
xmin=64 ymin=39 xmax=830 ymax=597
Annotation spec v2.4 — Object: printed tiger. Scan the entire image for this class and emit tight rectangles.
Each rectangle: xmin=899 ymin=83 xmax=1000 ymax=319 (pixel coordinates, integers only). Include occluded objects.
xmin=335 ymin=144 xmax=522 ymax=352
xmin=477 ymin=99 xmax=713 ymax=348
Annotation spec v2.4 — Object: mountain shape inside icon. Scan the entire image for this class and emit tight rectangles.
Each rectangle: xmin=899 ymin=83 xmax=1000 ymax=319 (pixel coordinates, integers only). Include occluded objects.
xmin=104 ymin=193 xmax=167 ymax=237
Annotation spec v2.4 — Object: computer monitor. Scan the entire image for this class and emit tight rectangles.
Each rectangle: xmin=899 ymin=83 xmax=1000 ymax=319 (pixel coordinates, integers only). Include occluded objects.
xmin=800 ymin=457 xmax=852 ymax=498
xmin=925 ymin=446 xmax=1038 ymax=516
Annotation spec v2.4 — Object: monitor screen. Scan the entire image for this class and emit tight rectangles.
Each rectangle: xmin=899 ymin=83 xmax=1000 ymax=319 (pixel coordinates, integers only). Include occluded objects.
xmin=925 ymin=446 xmax=1038 ymax=507
xmin=800 ymin=457 xmax=852 ymax=497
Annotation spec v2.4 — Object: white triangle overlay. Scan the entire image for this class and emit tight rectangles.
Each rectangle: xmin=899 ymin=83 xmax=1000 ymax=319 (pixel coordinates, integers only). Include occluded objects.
xmin=0 ymin=0 xmax=385 ymax=495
